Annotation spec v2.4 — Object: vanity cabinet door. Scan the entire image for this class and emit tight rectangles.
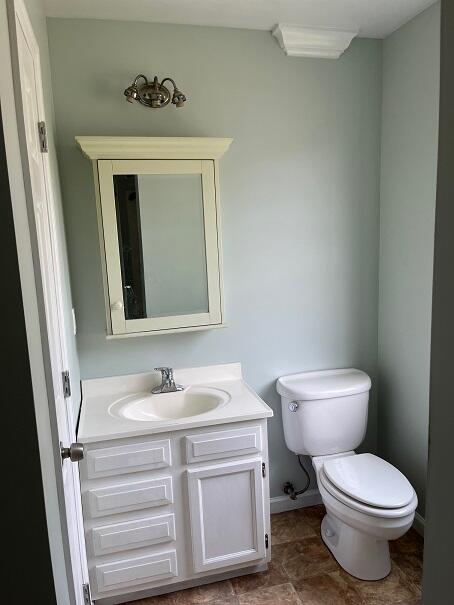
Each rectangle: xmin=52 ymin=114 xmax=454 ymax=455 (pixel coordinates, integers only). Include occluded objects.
xmin=186 ymin=458 xmax=266 ymax=573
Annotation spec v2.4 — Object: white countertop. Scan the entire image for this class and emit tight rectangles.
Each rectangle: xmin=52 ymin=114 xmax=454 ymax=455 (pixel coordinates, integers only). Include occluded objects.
xmin=78 ymin=362 xmax=273 ymax=443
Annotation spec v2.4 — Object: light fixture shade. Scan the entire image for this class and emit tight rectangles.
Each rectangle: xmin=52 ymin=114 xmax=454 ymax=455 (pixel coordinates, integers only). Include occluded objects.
xmin=172 ymin=88 xmax=187 ymax=108
xmin=124 ymin=85 xmax=139 ymax=102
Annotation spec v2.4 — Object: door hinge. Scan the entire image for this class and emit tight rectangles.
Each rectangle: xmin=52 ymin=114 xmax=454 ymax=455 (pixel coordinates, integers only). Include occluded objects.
xmin=265 ymin=533 xmax=269 ymax=549
xmin=82 ymin=583 xmax=91 ymax=604
xmin=62 ymin=370 xmax=71 ymax=398
xmin=37 ymin=121 xmax=48 ymax=153
xmin=262 ymin=462 xmax=266 ymax=478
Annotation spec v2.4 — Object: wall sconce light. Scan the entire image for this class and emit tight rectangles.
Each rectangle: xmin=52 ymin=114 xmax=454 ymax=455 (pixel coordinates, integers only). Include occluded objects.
xmin=124 ymin=74 xmax=187 ymax=108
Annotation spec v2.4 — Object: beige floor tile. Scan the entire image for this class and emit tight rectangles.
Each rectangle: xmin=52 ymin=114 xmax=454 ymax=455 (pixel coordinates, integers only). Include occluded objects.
xmin=201 ymin=597 xmax=240 ymax=605
xmin=271 ymin=509 xmax=318 ymax=545
xmin=238 ymin=583 xmax=302 ymax=605
xmin=298 ymin=505 xmax=326 ymax=531
xmin=231 ymin=562 xmax=289 ymax=595
xmin=273 ymin=536 xmax=338 ymax=581
xmin=295 ymin=570 xmax=365 ymax=605
xmin=338 ymin=562 xmax=421 ymax=605
xmin=389 ymin=530 xmax=424 ymax=556
xmin=173 ymin=580 xmax=235 ymax=604
xmin=391 ymin=551 xmax=423 ymax=590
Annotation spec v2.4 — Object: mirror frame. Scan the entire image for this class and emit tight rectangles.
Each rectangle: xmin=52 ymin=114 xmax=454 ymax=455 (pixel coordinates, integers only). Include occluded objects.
xmin=76 ymin=137 xmax=233 ymax=336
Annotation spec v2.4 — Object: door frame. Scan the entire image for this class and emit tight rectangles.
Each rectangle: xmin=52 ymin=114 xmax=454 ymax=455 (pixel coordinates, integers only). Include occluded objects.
xmin=1 ymin=0 xmax=87 ymax=602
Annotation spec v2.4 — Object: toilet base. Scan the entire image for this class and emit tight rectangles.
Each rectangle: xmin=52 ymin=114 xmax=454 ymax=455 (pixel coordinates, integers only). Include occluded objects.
xmin=321 ymin=514 xmax=391 ymax=581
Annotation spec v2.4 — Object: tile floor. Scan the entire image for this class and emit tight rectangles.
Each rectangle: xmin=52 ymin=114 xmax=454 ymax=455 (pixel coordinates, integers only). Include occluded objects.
xmin=123 ymin=505 xmax=423 ymax=605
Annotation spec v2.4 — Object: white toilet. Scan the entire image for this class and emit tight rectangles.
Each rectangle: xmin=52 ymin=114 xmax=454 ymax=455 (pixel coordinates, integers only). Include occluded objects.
xmin=277 ymin=368 xmax=418 ymax=581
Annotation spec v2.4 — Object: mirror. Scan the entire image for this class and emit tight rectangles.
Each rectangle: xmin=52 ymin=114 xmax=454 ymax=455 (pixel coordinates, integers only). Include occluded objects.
xmin=113 ymin=173 xmax=209 ymax=320
xmin=76 ymin=137 xmax=232 ymax=336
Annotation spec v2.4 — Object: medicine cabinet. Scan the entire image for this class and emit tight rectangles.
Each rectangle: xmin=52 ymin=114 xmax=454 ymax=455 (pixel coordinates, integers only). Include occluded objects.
xmin=76 ymin=137 xmax=232 ymax=336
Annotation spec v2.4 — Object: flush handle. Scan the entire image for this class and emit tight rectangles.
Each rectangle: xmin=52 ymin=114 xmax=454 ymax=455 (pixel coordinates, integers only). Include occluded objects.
xmin=288 ymin=401 xmax=299 ymax=412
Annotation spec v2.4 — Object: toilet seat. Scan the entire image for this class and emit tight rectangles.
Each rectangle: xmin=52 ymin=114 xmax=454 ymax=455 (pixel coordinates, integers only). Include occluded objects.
xmin=319 ymin=454 xmax=417 ymax=519
xmin=323 ymin=453 xmax=415 ymax=508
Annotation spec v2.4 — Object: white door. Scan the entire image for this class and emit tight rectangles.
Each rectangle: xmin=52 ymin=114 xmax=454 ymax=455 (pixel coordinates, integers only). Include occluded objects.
xmin=12 ymin=1 xmax=89 ymax=602
xmin=186 ymin=458 xmax=266 ymax=573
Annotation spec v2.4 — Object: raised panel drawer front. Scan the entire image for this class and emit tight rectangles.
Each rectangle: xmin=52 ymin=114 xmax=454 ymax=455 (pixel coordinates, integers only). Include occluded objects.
xmin=185 ymin=426 xmax=262 ymax=463
xmin=94 ymin=550 xmax=178 ymax=594
xmin=187 ymin=458 xmax=266 ymax=573
xmin=86 ymin=476 xmax=173 ymax=518
xmin=92 ymin=513 xmax=176 ymax=556
xmin=85 ymin=439 xmax=171 ymax=479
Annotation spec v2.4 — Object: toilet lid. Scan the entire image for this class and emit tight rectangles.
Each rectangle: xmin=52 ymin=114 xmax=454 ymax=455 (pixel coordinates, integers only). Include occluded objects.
xmin=323 ymin=453 xmax=415 ymax=509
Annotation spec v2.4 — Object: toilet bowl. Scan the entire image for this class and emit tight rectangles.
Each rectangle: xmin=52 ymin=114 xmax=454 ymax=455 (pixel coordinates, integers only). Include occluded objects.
xmin=276 ymin=368 xmax=418 ymax=581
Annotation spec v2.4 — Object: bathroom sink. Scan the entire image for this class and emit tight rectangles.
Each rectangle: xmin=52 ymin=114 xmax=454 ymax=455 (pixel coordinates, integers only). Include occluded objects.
xmin=108 ymin=386 xmax=231 ymax=422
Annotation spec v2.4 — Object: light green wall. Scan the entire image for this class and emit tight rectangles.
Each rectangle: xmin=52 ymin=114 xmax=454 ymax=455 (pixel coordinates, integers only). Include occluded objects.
xmin=378 ymin=3 xmax=440 ymax=517
xmin=47 ymin=18 xmax=382 ymax=497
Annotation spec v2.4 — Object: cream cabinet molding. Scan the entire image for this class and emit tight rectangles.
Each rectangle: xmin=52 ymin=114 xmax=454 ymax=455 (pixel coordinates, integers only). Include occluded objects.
xmin=76 ymin=136 xmax=232 ymax=160
xmin=272 ymin=24 xmax=357 ymax=59
xmin=76 ymin=136 xmax=232 ymax=337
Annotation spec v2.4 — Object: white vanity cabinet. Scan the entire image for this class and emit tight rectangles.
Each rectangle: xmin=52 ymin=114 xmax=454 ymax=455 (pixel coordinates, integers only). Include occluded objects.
xmin=79 ymin=419 xmax=270 ymax=602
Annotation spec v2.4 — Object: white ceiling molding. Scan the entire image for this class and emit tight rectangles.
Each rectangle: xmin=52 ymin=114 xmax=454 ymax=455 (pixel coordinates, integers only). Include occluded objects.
xmin=272 ymin=24 xmax=358 ymax=59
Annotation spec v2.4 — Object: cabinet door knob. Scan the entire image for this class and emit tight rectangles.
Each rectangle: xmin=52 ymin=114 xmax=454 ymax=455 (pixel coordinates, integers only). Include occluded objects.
xmin=111 ymin=301 xmax=124 ymax=311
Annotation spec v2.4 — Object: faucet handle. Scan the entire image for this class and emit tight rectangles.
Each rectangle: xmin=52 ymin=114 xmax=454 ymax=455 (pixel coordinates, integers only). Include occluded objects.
xmin=155 ymin=367 xmax=171 ymax=377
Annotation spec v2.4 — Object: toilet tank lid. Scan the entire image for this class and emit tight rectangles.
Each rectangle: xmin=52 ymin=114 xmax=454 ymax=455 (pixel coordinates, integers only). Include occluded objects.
xmin=276 ymin=368 xmax=371 ymax=401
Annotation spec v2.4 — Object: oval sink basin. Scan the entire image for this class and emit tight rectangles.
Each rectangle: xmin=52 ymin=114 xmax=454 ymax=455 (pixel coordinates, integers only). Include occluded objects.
xmin=108 ymin=386 xmax=231 ymax=422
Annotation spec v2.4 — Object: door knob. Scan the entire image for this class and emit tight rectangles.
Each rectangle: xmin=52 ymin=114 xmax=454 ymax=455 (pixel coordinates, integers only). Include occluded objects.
xmin=60 ymin=442 xmax=84 ymax=462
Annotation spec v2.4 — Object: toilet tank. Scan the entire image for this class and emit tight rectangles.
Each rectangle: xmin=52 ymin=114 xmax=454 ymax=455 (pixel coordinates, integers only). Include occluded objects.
xmin=276 ymin=368 xmax=371 ymax=456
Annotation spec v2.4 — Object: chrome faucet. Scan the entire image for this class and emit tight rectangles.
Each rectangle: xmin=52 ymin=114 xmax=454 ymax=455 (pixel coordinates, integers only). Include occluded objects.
xmin=152 ymin=367 xmax=184 ymax=394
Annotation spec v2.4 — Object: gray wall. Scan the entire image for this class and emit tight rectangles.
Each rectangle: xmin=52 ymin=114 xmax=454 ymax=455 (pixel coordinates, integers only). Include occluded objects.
xmin=377 ymin=3 xmax=440 ymax=518
xmin=47 ymin=18 xmax=382 ymax=497
xmin=423 ymin=1 xmax=454 ymax=599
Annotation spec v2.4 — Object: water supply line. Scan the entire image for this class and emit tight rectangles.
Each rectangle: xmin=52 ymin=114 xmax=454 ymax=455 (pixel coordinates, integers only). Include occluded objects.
xmin=283 ymin=455 xmax=311 ymax=500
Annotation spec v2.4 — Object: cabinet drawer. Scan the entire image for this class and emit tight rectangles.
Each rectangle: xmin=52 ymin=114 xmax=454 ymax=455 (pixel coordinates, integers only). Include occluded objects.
xmin=94 ymin=550 xmax=178 ymax=594
xmin=185 ymin=426 xmax=262 ymax=463
xmin=85 ymin=439 xmax=171 ymax=479
xmin=91 ymin=513 xmax=176 ymax=556
xmin=86 ymin=476 xmax=173 ymax=518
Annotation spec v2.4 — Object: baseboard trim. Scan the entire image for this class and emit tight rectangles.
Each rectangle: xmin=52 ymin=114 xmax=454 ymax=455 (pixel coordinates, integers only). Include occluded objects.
xmin=413 ymin=512 xmax=425 ymax=536
xmin=270 ymin=489 xmax=322 ymax=514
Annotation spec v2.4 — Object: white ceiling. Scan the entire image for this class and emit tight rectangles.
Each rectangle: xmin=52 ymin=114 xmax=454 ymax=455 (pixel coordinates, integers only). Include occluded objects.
xmin=43 ymin=0 xmax=437 ymax=39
